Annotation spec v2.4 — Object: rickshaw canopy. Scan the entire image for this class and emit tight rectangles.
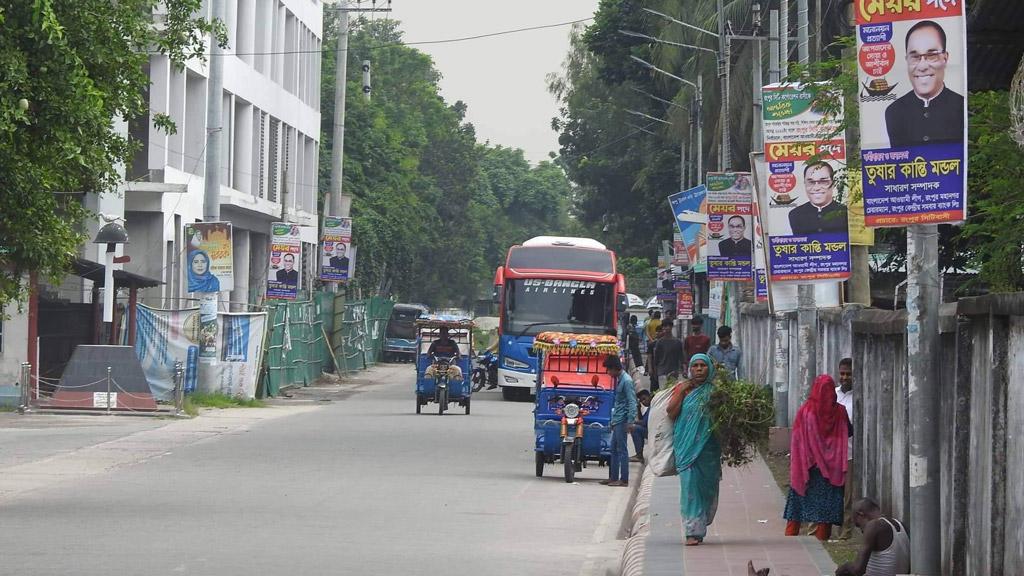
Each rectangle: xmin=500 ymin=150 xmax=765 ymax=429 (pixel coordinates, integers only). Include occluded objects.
xmin=533 ymin=332 xmax=619 ymax=390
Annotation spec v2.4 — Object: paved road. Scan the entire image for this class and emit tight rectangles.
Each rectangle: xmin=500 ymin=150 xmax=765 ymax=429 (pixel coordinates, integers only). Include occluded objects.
xmin=0 ymin=365 xmax=629 ymax=576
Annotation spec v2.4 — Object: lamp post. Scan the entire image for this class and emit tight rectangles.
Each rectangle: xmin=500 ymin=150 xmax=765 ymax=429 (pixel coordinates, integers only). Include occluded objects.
xmin=93 ymin=221 xmax=129 ymax=342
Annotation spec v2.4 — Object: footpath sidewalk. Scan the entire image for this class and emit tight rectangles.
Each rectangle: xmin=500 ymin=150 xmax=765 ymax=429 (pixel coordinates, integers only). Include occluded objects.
xmin=640 ymin=453 xmax=836 ymax=576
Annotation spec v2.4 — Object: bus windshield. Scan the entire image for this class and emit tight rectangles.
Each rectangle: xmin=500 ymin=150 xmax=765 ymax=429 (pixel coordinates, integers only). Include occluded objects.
xmin=503 ymin=279 xmax=614 ymax=337
xmin=386 ymin=307 xmax=423 ymax=340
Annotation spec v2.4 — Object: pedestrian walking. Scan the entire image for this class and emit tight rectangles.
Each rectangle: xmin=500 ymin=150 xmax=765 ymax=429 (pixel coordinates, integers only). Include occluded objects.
xmin=630 ymin=389 xmax=652 ymax=462
xmin=708 ymin=325 xmax=742 ymax=379
xmin=653 ymin=323 xmax=684 ymax=392
xmin=644 ymin=310 xmax=662 ymax=374
xmin=600 ymin=355 xmax=637 ymax=487
xmin=835 ymin=497 xmax=911 ymax=576
xmin=683 ymin=317 xmax=711 ymax=366
xmin=784 ymin=374 xmax=850 ymax=541
xmin=836 ymin=358 xmax=855 ymax=540
xmin=625 ymin=315 xmax=644 ymax=370
xmin=666 ymin=353 xmax=723 ymax=546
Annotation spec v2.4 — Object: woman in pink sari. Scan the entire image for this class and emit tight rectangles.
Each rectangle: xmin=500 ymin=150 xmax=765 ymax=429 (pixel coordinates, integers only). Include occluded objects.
xmin=784 ymin=374 xmax=850 ymax=541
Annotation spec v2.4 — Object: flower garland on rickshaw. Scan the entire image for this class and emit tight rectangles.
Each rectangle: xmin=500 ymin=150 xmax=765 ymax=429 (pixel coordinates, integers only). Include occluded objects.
xmin=532 ymin=332 xmax=620 ymax=355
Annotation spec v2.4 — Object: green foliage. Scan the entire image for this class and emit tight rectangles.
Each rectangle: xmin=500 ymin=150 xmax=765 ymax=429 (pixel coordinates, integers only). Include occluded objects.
xmin=0 ymin=1 xmax=223 ymax=308
xmin=707 ymin=372 xmax=774 ymax=468
xmin=961 ymin=91 xmax=1024 ymax=291
xmin=319 ymin=17 xmax=572 ymax=308
xmin=617 ymin=256 xmax=655 ymax=278
xmin=185 ymin=392 xmax=265 ymax=410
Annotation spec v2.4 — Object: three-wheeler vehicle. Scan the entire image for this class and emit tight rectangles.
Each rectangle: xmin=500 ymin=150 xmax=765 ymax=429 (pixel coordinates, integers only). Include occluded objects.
xmin=531 ymin=332 xmax=619 ymax=482
xmin=414 ymin=316 xmax=474 ymax=415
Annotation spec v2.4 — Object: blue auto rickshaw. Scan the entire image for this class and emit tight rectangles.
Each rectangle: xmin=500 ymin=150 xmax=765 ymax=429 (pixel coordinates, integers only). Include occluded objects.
xmin=532 ymin=332 xmax=619 ymax=482
xmin=414 ymin=316 xmax=474 ymax=415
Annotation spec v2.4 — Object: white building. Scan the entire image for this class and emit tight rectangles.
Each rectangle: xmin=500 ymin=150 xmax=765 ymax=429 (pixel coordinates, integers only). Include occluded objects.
xmin=0 ymin=0 xmax=324 ymax=386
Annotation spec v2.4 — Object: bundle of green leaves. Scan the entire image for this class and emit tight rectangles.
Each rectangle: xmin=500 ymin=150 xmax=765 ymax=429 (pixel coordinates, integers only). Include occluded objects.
xmin=707 ymin=372 xmax=775 ymax=468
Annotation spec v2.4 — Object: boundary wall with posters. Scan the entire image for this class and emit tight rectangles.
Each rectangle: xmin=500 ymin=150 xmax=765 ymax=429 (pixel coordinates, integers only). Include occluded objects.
xmin=736 ymin=294 xmax=1024 ymax=574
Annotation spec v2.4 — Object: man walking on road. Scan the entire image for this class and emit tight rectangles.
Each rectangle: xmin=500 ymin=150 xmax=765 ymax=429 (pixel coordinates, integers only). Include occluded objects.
xmin=653 ymin=323 xmax=684 ymax=392
xmin=836 ymin=358 xmax=855 ymax=539
xmin=601 ymin=355 xmax=637 ymax=487
xmin=708 ymin=325 xmax=741 ymax=379
xmin=684 ymin=317 xmax=711 ymax=366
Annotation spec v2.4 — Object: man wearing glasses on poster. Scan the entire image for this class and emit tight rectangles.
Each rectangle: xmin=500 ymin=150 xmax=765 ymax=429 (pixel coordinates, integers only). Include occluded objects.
xmin=884 ymin=20 xmax=965 ymax=148
xmin=789 ymin=162 xmax=848 ymax=236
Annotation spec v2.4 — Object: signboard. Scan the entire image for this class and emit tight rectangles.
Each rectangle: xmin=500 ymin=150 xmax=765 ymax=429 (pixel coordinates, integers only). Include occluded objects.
xmin=706 ymin=282 xmax=724 ymax=320
xmin=705 ymin=172 xmax=754 ymax=282
xmin=751 ymin=176 xmax=770 ymax=302
xmin=320 ymin=216 xmax=354 ymax=281
xmin=92 ymin=392 xmax=118 ymax=408
xmin=675 ymin=279 xmax=694 ymax=319
xmin=672 ymin=233 xmax=689 ymax=267
xmin=184 ymin=222 xmax=233 ymax=293
xmin=762 ymin=83 xmax=851 ymax=283
xmin=267 ymin=222 xmax=301 ymax=300
xmin=856 ymin=0 xmax=967 ymax=226
xmin=135 ymin=305 xmax=267 ymax=400
xmin=668 ymin=185 xmax=708 ymax=273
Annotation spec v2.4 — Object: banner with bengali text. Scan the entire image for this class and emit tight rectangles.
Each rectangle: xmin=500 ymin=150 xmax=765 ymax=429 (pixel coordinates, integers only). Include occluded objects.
xmin=668 ymin=185 xmax=708 ymax=273
xmin=856 ymin=0 xmax=967 ymax=226
xmin=705 ymin=173 xmax=754 ymax=282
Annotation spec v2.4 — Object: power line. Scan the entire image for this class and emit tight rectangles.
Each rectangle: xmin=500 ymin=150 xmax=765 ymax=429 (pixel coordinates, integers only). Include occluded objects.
xmin=141 ymin=17 xmax=594 ymax=57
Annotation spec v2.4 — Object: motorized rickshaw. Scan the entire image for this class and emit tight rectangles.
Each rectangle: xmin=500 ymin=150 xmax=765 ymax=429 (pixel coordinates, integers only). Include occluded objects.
xmin=532 ymin=332 xmax=619 ymax=482
xmin=414 ymin=316 xmax=474 ymax=415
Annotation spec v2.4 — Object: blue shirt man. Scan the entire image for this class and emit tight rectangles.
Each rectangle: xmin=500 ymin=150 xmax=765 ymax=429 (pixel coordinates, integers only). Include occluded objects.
xmin=708 ymin=325 xmax=742 ymax=379
xmin=603 ymin=354 xmax=637 ymax=486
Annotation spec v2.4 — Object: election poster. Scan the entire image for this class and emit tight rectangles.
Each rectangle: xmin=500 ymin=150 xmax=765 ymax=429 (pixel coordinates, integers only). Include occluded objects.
xmin=705 ymin=172 xmax=754 ymax=282
xmin=184 ymin=222 xmax=233 ymax=293
xmin=675 ymin=279 xmax=694 ymax=319
xmin=668 ymin=185 xmax=708 ymax=273
xmin=135 ymin=305 xmax=267 ymax=400
xmin=672 ymin=232 xmax=689 ymax=267
xmin=762 ymin=83 xmax=851 ymax=283
xmin=856 ymin=1 xmax=967 ymax=226
xmin=267 ymin=222 xmax=302 ymax=300
xmin=320 ymin=216 xmax=353 ymax=282
xmin=750 ymin=170 xmax=770 ymax=302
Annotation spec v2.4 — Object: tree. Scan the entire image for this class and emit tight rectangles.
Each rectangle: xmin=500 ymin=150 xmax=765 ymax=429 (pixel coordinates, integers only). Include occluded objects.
xmin=0 ymin=1 xmax=222 ymax=308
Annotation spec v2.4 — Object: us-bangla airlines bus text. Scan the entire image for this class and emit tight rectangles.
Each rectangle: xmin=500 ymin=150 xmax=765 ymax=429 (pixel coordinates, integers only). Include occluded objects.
xmin=492 ymin=237 xmax=626 ymax=400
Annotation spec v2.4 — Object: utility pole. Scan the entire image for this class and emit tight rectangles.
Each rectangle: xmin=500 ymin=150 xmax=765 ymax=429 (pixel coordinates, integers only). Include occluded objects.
xmin=717 ymin=0 xmax=729 ymax=171
xmin=907 ymin=229 xmax=941 ymax=570
xmin=797 ymin=0 xmax=809 ymax=65
xmin=697 ymin=75 xmax=704 ymax=183
xmin=794 ymin=0 xmax=816 ymax=405
xmin=752 ymin=3 xmax=764 ymax=154
xmin=769 ymin=10 xmax=780 ymax=83
xmin=780 ymin=0 xmax=789 ymax=79
xmin=203 ymin=0 xmax=224 ymax=223
xmin=767 ymin=8 xmax=789 ymax=425
xmin=814 ymin=0 xmax=823 ymax=63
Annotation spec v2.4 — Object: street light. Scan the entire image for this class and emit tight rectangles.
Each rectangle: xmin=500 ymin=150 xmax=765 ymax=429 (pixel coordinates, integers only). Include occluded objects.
xmin=629 ymin=56 xmax=704 ymax=181
xmin=93 ymin=221 xmax=128 ymax=325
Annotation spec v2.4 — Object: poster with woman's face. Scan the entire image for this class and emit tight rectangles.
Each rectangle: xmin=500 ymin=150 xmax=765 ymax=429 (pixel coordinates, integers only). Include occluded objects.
xmin=184 ymin=222 xmax=234 ymax=293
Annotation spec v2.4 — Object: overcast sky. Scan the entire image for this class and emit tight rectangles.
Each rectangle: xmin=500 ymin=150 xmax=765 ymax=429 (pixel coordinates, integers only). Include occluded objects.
xmin=390 ymin=1 xmax=600 ymax=165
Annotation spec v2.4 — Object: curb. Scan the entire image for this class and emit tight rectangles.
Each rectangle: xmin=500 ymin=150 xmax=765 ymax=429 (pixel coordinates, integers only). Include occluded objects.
xmin=619 ymin=465 xmax=655 ymax=576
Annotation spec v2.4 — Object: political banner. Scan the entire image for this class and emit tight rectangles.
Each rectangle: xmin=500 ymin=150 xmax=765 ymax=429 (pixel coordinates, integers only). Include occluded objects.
xmin=320 ymin=216 xmax=353 ymax=281
xmin=847 ymin=172 xmax=876 ymax=246
xmin=267 ymin=222 xmax=302 ymax=299
xmin=856 ymin=1 xmax=967 ymax=226
xmin=135 ymin=305 xmax=267 ymax=400
xmin=184 ymin=222 xmax=233 ymax=293
xmin=750 ymin=173 xmax=770 ymax=302
xmin=675 ymin=279 xmax=694 ymax=319
xmin=672 ymin=233 xmax=689 ymax=267
xmin=668 ymin=185 xmax=708 ymax=273
xmin=762 ymin=83 xmax=851 ymax=283
xmin=705 ymin=172 xmax=754 ymax=282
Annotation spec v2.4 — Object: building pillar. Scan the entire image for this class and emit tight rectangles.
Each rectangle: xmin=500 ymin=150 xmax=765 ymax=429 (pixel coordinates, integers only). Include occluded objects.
xmin=232 ymin=228 xmax=251 ymax=311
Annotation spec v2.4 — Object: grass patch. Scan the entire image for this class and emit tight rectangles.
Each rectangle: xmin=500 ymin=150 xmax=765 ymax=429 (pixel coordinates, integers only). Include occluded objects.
xmin=185 ymin=392 xmax=264 ymax=411
xmin=761 ymin=449 xmax=864 ymax=567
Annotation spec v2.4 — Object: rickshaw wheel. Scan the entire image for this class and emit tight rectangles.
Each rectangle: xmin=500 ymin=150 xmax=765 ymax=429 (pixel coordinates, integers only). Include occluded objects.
xmin=464 ymin=398 xmax=471 ymax=415
xmin=437 ymin=388 xmax=447 ymax=415
xmin=562 ymin=446 xmax=575 ymax=483
xmin=535 ymin=452 xmax=545 ymax=477
xmin=415 ymin=395 xmax=421 ymax=414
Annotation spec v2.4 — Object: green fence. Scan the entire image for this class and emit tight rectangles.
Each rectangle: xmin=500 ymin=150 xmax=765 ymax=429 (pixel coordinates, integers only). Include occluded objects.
xmin=260 ymin=294 xmax=394 ymax=396
xmin=330 ymin=296 xmax=393 ymax=373
xmin=262 ymin=297 xmax=331 ymax=397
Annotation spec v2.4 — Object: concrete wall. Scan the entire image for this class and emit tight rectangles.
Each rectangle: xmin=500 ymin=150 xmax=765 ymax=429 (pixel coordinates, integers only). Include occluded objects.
xmin=0 ymin=301 xmax=29 ymax=386
xmin=737 ymin=294 xmax=1024 ymax=575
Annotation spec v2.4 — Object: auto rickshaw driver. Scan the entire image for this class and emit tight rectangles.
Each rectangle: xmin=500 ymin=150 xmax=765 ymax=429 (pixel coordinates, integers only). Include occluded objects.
xmin=425 ymin=326 xmax=464 ymax=380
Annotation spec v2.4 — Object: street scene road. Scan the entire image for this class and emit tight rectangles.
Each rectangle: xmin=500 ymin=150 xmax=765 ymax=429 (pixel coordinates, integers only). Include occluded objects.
xmin=0 ymin=365 xmax=629 ymax=576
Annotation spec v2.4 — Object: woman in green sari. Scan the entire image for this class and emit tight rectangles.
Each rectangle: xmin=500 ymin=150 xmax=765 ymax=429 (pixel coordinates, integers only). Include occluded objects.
xmin=667 ymin=353 xmax=722 ymax=546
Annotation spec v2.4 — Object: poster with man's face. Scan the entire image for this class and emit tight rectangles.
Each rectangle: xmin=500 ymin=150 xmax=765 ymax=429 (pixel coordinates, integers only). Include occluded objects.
xmin=704 ymin=172 xmax=753 ymax=282
xmin=856 ymin=2 xmax=967 ymax=226
xmin=762 ymin=83 xmax=851 ymax=283
xmin=267 ymin=222 xmax=301 ymax=300
xmin=321 ymin=240 xmax=356 ymax=281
